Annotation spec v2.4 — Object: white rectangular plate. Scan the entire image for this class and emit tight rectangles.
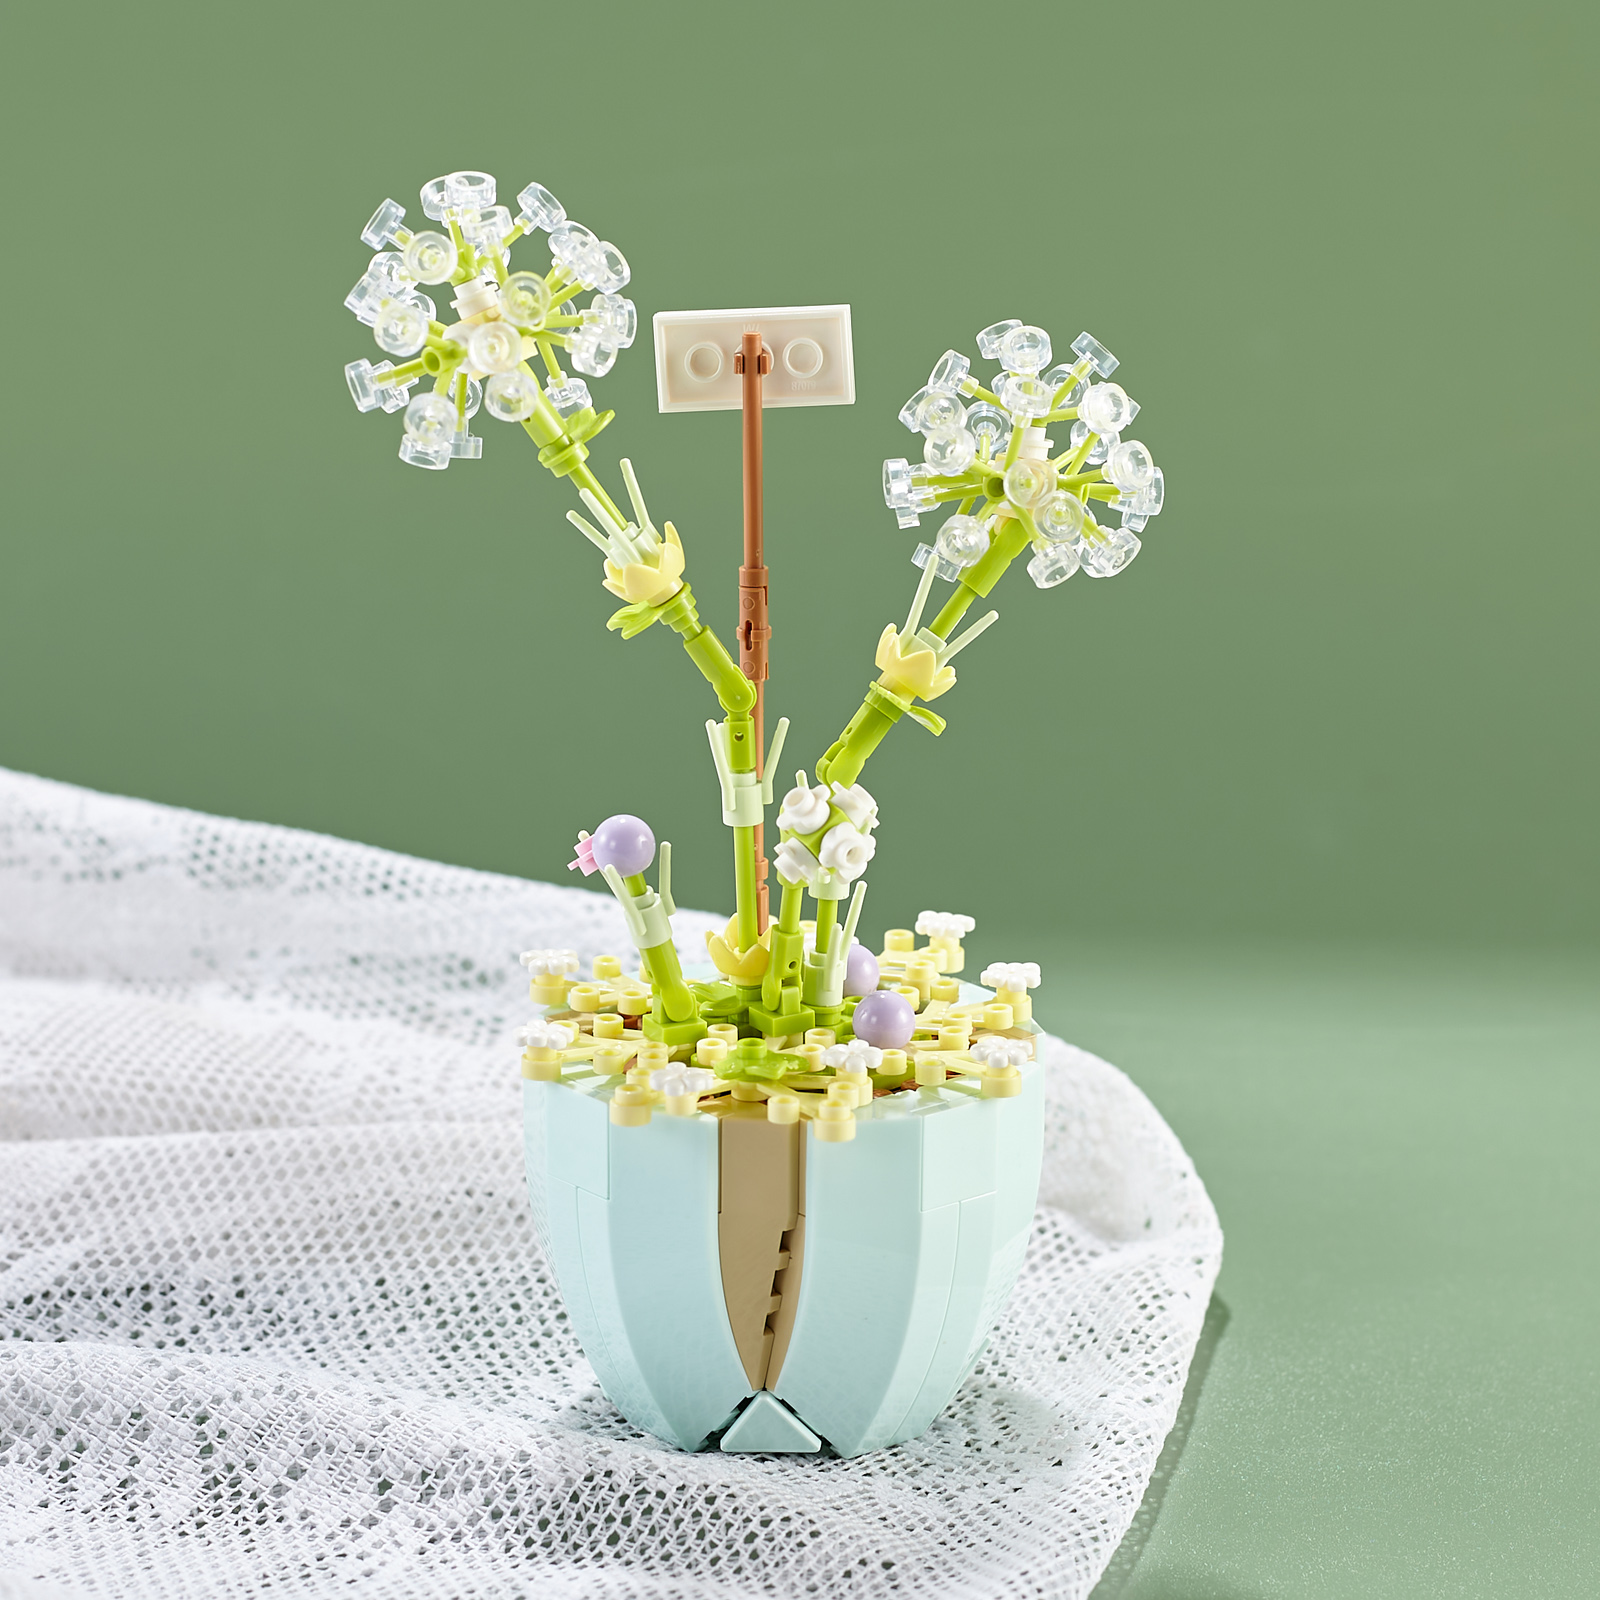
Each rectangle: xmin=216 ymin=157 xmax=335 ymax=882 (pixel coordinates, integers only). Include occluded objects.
xmin=653 ymin=305 xmax=855 ymax=413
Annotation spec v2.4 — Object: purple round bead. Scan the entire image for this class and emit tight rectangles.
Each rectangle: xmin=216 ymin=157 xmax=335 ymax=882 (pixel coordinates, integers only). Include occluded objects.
xmin=851 ymin=988 xmax=915 ymax=1050
xmin=843 ymin=940 xmax=879 ymax=998
xmin=588 ymin=813 xmax=656 ymax=877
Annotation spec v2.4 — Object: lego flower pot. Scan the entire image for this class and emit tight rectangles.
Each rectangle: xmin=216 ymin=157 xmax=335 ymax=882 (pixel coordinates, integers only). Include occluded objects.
xmin=522 ymin=1003 xmax=1044 ymax=1458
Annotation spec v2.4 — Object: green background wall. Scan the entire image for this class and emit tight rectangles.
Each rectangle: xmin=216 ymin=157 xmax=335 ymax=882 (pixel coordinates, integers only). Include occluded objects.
xmin=1 ymin=1 xmax=1594 ymax=949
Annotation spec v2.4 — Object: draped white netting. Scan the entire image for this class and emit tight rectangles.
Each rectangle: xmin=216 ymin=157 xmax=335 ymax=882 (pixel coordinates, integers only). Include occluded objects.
xmin=0 ymin=768 xmax=1221 ymax=1599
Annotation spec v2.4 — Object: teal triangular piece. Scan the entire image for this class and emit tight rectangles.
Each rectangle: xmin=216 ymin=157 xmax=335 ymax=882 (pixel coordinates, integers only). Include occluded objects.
xmin=720 ymin=1391 xmax=822 ymax=1453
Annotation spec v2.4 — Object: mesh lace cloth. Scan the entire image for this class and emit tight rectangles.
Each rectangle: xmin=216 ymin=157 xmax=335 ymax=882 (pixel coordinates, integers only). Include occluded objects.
xmin=0 ymin=768 xmax=1222 ymax=1599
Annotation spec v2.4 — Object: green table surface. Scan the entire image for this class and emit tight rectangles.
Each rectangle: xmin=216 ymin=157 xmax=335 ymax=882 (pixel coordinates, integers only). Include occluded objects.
xmin=1015 ymin=938 xmax=1599 ymax=1600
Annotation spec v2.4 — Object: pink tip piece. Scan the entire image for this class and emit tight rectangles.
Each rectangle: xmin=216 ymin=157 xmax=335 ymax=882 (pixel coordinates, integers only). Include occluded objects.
xmin=568 ymin=832 xmax=599 ymax=875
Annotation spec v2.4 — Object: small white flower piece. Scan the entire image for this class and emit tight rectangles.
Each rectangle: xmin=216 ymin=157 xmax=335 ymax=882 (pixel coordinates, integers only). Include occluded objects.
xmin=518 ymin=1019 xmax=577 ymax=1051
xmin=980 ymin=961 xmax=1042 ymax=993
xmin=774 ymin=836 xmax=823 ymax=887
xmin=827 ymin=782 xmax=879 ymax=833
xmin=822 ymin=1041 xmax=884 ymax=1074
xmin=776 ymin=775 xmax=831 ymax=836
xmin=520 ymin=948 xmax=581 ymax=978
xmin=968 ymin=1036 xmax=1030 ymax=1071
xmin=649 ymin=1064 xmax=719 ymax=1096
xmin=817 ymin=823 xmax=876 ymax=882
xmin=917 ymin=911 xmax=976 ymax=940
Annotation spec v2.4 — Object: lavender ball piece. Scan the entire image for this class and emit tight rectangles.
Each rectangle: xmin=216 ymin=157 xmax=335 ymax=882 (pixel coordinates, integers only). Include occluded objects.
xmin=843 ymin=940 xmax=879 ymax=998
xmin=589 ymin=813 xmax=656 ymax=877
xmin=851 ymin=989 xmax=915 ymax=1050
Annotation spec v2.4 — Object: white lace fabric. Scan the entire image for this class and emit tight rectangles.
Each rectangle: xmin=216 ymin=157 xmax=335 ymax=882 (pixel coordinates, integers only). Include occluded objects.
xmin=0 ymin=768 xmax=1222 ymax=1599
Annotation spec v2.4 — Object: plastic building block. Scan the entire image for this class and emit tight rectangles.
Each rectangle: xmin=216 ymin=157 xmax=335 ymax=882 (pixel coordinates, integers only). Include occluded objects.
xmin=526 ymin=1075 xmax=752 ymax=1451
xmin=719 ymin=1391 xmax=821 ymax=1453
xmin=340 ymin=169 xmax=1171 ymax=1458
xmin=718 ymin=1109 xmax=800 ymax=1388
xmin=653 ymin=306 xmax=855 ymax=412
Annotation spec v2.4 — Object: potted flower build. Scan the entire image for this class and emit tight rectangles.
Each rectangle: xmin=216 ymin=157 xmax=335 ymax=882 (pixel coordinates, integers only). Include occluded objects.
xmin=340 ymin=169 xmax=1166 ymax=1456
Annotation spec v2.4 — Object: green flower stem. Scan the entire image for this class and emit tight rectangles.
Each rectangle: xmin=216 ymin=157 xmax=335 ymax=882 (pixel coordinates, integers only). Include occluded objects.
xmin=536 ymin=336 xmax=566 ymax=383
xmin=814 ymin=894 xmax=838 ymax=957
xmin=625 ymin=869 xmax=696 ymax=1024
xmin=1055 ymin=432 xmax=1098 ymax=476
xmin=734 ymin=824 xmax=761 ymax=952
xmin=928 ymin=514 xmax=1032 ymax=637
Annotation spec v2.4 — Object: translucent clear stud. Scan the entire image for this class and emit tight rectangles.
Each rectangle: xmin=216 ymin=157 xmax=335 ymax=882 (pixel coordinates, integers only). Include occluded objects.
xmin=1027 ymin=544 xmax=1080 ymax=588
xmin=899 ymin=386 xmax=966 ymax=435
xmin=568 ymin=323 xmax=618 ymax=377
xmin=372 ymin=298 xmax=429 ymax=357
xmin=1105 ymin=527 xmax=1141 ymax=571
xmin=589 ymin=241 xmax=630 ymax=294
xmin=361 ymin=199 xmax=407 ymax=251
xmin=1071 ymin=331 xmax=1118 ymax=376
xmin=468 ymin=321 xmax=524 ymax=374
xmin=485 ymin=369 xmax=538 ymax=422
xmin=585 ymin=292 xmax=636 ymax=347
xmin=450 ymin=424 xmax=483 ymax=460
xmin=995 ymin=372 xmax=1053 ymax=422
xmin=460 ymin=375 xmax=482 ymax=421
xmin=976 ymin=319 xmax=1022 ymax=359
xmin=884 ymin=457 xmax=915 ymax=507
xmin=1035 ymin=490 xmax=1087 ymax=542
xmin=345 ymin=253 xmax=411 ymax=325
xmin=500 ymin=271 xmax=551 ymax=330
xmin=402 ymin=230 xmax=458 ymax=285
xmin=1003 ymin=456 xmax=1054 ymax=509
xmin=924 ymin=424 xmax=977 ymax=476
xmin=935 ymin=513 xmax=989 ymax=568
xmin=928 ymin=349 xmax=971 ymax=395
xmin=419 ymin=176 xmax=451 ymax=221
xmin=461 ymin=205 xmax=514 ymax=249
xmin=445 ymin=170 xmax=496 ymax=212
xmin=965 ymin=402 xmax=1010 ymax=456
xmin=399 ymin=436 xmax=451 ymax=470
xmin=517 ymin=180 xmax=565 ymax=232
xmin=550 ymin=221 xmax=601 ymax=283
xmin=345 ymin=358 xmax=386 ymax=413
xmin=1042 ymin=363 xmax=1086 ymax=406
xmin=545 ymin=377 xmax=593 ymax=417
xmin=1080 ymin=528 xmax=1140 ymax=576
xmin=1114 ymin=466 xmax=1164 ymax=519
xmin=1104 ymin=439 xmax=1155 ymax=492
xmin=378 ymin=380 xmax=410 ymax=414
xmin=997 ymin=324 xmax=1052 ymax=374
xmin=1080 ymin=382 xmax=1135 ymax=435
xmin=404 ymin=392 xmax=457 ymax=448
xmin=913 ymin=543 xmax=962 ymax=582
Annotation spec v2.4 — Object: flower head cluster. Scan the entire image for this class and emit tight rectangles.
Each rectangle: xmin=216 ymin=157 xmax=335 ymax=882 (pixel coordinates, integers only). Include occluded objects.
xmin=773 ymin=774 xmax=879 ymax=890
xmin=343 ymin=170 xmax=637 ymax=470
xmin=883 ymin=323 xmax=1165 ymax=590
xmin=980 ymin=961 xmax=1042 ymax=993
